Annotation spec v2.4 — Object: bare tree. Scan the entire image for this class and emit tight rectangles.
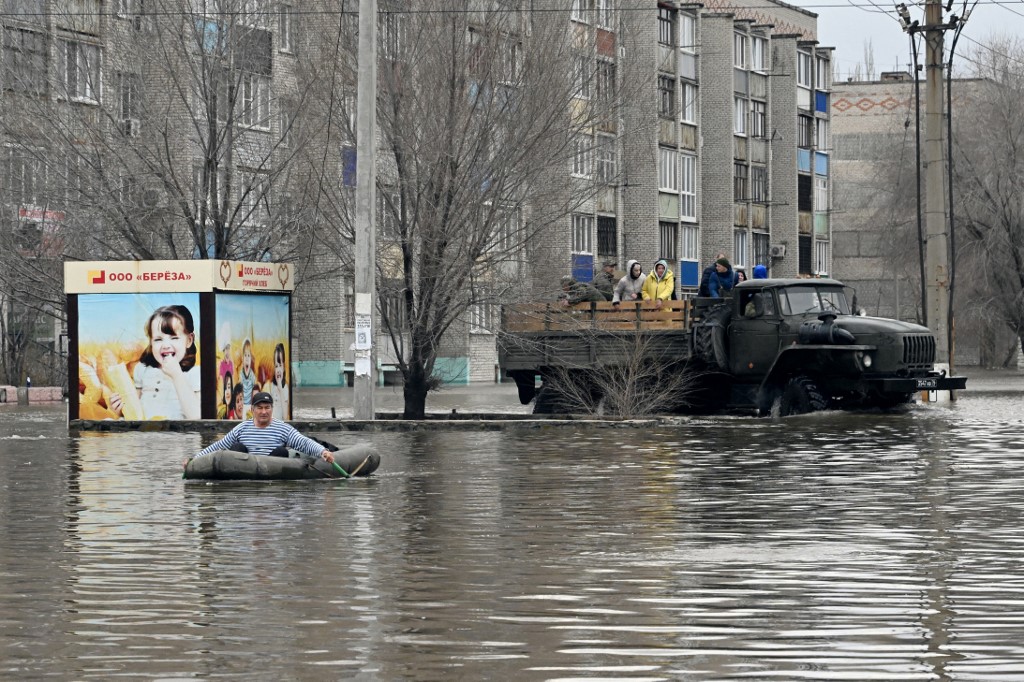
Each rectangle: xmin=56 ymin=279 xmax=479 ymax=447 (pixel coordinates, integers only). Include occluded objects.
xmin=312 ymin=0 xmax=647 ymax=417
xmin=952 ymin=39 xmax=1024 ymax=365
xmin=534 ymin=334 xmax=704 ymax=417
xmin=0 ymin=0 xmax=344 ymax=381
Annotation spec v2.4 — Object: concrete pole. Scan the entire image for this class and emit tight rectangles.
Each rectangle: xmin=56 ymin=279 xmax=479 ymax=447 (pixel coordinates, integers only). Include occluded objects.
xmin=923 ymin=0 xmax=950 ymax=378
xmin=353 ymin=0 xmax=377 ymax=420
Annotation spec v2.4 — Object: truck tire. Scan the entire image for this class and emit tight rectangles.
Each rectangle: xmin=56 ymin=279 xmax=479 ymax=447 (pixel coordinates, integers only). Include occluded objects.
xmin=775 ymin=375 xmax=829 ymax=416
xmin=693 ymin=304 xmax=731 ymax=371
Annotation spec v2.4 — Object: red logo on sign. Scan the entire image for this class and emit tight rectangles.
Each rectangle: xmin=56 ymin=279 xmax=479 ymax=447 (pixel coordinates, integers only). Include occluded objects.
xmin=89 ymin=270 xmax=105 ymax=284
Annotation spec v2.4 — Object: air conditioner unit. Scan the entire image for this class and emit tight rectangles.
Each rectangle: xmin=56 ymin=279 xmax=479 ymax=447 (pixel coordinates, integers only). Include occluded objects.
xmin=770 ymin=244 xmax=787 ymax=258
xmin=141 ymin=188 xmax=163 ymax=208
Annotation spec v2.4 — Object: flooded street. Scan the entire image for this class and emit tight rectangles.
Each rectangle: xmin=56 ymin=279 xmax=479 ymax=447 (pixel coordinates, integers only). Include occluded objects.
xmin=2 ymin=371 xmax=1024 ymax=680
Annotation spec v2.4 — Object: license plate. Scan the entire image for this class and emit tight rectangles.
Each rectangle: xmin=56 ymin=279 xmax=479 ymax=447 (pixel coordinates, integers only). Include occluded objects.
xmin=916 ymin=378 xmax=938 ymax=389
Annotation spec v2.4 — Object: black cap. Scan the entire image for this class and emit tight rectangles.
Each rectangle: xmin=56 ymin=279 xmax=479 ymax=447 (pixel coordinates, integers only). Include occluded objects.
xmin=252 ymin=391 xmax=273 ymax=405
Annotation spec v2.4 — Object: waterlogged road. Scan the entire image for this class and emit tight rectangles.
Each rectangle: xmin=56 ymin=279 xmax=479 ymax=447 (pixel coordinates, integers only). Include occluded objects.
xmin=1 ymin=374 xmax=1023 ymax=680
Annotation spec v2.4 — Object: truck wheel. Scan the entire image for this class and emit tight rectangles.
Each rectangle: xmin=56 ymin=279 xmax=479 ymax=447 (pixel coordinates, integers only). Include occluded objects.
xmin=775 ymin=375 xmax=828 ymax=416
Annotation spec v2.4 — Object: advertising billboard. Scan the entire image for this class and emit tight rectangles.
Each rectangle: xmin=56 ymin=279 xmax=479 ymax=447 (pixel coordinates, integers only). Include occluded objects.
xmin=66 ymin=260 xmax=293 ymax=422
xmin=76 ymin=293 xmax=202 ymax=421
xmin=215 ymin=293 xmax=291 ymax=421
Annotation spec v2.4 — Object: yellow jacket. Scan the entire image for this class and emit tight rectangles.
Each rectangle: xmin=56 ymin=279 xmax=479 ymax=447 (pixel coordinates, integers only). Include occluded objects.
xmin=642 ymin=261 xmax=675 ymax=301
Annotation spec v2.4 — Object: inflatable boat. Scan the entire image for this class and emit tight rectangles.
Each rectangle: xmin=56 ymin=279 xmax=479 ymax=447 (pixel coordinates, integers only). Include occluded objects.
xmin=184 ymin=443 xmax=379 ymax=481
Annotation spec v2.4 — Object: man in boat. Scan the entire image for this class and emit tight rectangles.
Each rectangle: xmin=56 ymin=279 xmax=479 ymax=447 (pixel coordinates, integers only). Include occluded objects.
xmin=185 ymin=391 xmax=335 ymax=466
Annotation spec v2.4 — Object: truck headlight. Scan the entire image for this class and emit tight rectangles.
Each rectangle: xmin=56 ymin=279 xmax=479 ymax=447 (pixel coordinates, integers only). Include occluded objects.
xmin=863 ymin=354 xmax=873 ymax=368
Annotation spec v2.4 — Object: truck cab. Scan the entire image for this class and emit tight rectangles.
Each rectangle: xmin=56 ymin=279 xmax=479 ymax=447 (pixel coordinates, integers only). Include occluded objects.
xmin=693 ymin=278 xmax=967 ymax=415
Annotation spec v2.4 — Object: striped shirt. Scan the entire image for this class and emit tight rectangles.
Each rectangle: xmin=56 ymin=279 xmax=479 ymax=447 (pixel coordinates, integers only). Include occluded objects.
xmin=194 ymin=419 xmax=325 ymax=459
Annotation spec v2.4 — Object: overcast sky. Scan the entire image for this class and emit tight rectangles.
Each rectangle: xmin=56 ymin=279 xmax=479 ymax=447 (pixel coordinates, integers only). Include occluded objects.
xmin=787 ymin=0 xmax=1024 ymax=80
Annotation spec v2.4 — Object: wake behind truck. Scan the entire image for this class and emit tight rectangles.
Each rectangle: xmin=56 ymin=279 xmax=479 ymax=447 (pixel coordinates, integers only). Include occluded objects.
xmin=499 ymin=277 xmax=966 ymax=416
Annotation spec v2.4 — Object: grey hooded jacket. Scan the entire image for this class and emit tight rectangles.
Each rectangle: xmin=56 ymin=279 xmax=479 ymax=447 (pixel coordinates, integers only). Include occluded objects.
xmin=612 ymin=260 xmax=645 ymax=304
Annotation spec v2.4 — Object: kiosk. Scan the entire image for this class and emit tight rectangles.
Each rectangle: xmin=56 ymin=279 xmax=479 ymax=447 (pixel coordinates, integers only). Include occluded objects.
xmin=65 ymin=260 xmax=293 ymax=421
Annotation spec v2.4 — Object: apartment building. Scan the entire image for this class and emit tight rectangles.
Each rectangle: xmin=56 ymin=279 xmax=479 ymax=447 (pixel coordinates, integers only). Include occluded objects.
xmin=1 ymin=0 xmax=836 ymax=387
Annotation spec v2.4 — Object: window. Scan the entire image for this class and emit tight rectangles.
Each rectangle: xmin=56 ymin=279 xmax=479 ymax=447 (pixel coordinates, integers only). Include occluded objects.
xmin=279 ymin=106 xmax=293 ymax=147
xmin=572 ymin=214 xmax=593 ymax=253
xmin=60 ymin=0 xmax=101 ymax=34
xmin=573 ymin=54 xmax=591 ymax=99
xmin=815 ymin=176 xmax=828 ymax=209
xmin=734 ymin=97 xmax=746 ymax=135
xmin=752 ymin=36 xmax=767 ymax=71
xmin=66 ymin=153 xmax=93 ymax=205
xmin=680 ymin=81 xmax=696 ymax=123
xmin=470 ymin=304 xmax=495 ymax=334
xmin=751 ymin=166 xmax=767 ymax=203
xmin=57 ymin=39 xmax=100 ymax=103
xmin=117 ymin=72 xmax=141 ymax=135
xmin=240 ymin=72 xmax=270 ymax=128
xmin=571 ymin=0 xmax=588 ymax=23
xmin=798 ymin=174 xmax=812 ymax=212
xmin=192 ymin=163 xmax=228 ymax=218
xmin=680 ymin=153 xmax=696 ymax=220
xmin=681 ymin=224 xmax=698 ymax=260
xmin=733 ymin=32 xmax=748 ymax=68
xmin=596 ymin=134 xmax=616 ymax=183
xmin=572 ymin=134 xmax=592 ymax=178
xmin=597 ymin=215 xmax=617 ymax=258
xmin=596 ymin=59 xmax=616 ymax=102
xmin=797 ymin=51 xmax=812 ymax=87
xmin=658 ymin=146 xmax=678 ymax=192
xmin=658 ymin=7 xmax=673 ymax=46
xmin=4 ymin=0 xmax=45 ymax=26
xmin=799 ymin=235 xmax=812 ymax=275
xmin=678 ymin=13 xmax=695 ymax=52
xmin=815 ymin=239 xmax=830 ymax=275
xmin=658 ymin=75 xmax=675 ymax=118
xmin=3 ymin=146 xmax=47 ymax=206
xmin=751 ymin=100 xmax=765 ymax=138
xmin=596 ymin=0 xmax=612 ymax=28
xmin=239 ymin=169 xmax=270 ymax=225
xmin=379 ymin=12 xmax=403 ymax=60
xmin=816 ymin=56 xmax=830 ymax=89
xmin=490 ymin=205 xmax=519 ymax=253
xmin=380 ymin=287 xmax=408 ymax=332
xmin=660 ymin=221 xmax=677 ymax=261
xmin=3 ymin=27 xmax=47 ymax=94
xmin=501 ymin=37 xmax=521 ymax=83
xmin=798 ymin=115 xmax=813 ymax=147
xmin=117 ymin=0 xmax=150 ymax=30
xmin=733 ymin=229 xmax=748 ymax=268
xmin=753 ymin=231 xmax=769 ymax=267
xmin=734 ymin=162 xmax=748 ymax=201
xmin=816 ymin=118 xmax=829 ymax=149
xmin=278 ymin=3 xmax=294 ymax=53
xmin=378 ymin=187 xmax=400 ymax=239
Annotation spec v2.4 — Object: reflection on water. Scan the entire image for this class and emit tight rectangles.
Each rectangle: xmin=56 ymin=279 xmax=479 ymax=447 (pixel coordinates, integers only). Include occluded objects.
xmin=1 ymin=387 xmax=1024 ymax=680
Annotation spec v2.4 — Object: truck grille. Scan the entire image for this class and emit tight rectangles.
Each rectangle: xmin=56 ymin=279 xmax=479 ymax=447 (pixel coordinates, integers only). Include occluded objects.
xmin=903 ymin=334 xmax=935 ymax=368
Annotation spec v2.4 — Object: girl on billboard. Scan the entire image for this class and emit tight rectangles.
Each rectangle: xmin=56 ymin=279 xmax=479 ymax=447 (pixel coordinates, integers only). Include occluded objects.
xmin=111 ymin=304 xmax=201 ymax=420
xmin=269 ymin=342 xmax=289 ymax=420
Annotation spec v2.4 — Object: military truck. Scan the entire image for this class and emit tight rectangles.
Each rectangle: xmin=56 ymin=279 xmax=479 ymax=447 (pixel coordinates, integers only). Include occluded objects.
xmin=499 ymin=277 xmax=966 ymax=416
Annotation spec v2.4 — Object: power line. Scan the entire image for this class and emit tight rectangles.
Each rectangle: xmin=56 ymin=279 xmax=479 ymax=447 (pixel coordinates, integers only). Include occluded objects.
xmin=2 ymin=0 xmax=1024 ymax=19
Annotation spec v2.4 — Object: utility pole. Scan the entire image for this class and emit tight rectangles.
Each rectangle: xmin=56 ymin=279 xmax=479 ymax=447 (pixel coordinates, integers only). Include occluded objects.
xmin=897 ymin=0 xmax=963 ymax=401
xmin=353 ymin=0 xmax=377 ymax=420
xmin=922 ymin=0 xmax=949 ymax=379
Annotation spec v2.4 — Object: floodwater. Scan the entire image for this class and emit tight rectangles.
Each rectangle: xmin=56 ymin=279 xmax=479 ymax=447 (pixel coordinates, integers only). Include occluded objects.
xmin=2 ymin=370 xmax=1024 ymax=680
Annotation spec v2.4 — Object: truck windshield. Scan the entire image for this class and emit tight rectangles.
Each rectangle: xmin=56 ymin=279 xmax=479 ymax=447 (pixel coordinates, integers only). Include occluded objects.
xmin=778 ymin=286 xmax=851 ymax=315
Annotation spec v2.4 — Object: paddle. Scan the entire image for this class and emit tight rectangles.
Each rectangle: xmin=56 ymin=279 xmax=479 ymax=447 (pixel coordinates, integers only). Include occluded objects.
xmin=331 ymin=461 xmax=351 ymax=478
